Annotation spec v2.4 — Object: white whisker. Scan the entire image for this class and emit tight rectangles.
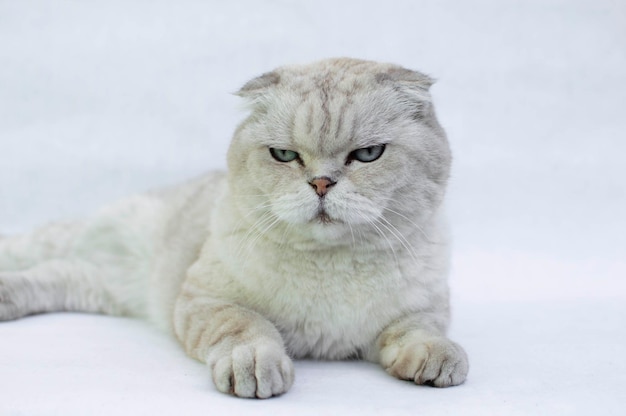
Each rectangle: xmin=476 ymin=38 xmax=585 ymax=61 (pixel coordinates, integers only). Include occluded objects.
xmin=382 ymin=205 xmax=431 ymax=242
xmin=365 ymin=217 xmax=399 ymax=266
xmin=376 ymin=216 xmax=420 ymax=263
xmin=238 ymin=214 xmax=281 ymax=273
xmin=233 ymin=211 xmax=277 ymax=260
xmin=348 ymin=222 xmax=356 ymax=250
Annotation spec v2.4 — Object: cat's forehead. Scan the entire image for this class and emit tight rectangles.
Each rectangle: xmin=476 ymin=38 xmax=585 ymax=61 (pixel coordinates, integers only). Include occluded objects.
xmin=248 ymin=58 xmax=433 ymax=155
xmin=270 ymin=85 xmax=402 ymax=155
xmin=278 ymin=59 xmax=388 ymax=95
xmin=288 ymin=92 xmax=389 ymax=155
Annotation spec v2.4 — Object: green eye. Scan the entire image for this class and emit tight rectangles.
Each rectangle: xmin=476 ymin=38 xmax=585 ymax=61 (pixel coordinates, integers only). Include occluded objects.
xmin=269 ymin=148 xmax=299 ymax=163
xmin=348 ymin=144 xmax=386 ymax=164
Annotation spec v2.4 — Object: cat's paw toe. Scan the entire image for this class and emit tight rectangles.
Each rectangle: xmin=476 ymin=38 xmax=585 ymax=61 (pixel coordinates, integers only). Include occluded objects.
xmin=211 ymin=342 xmax=294 ymax=398
xmin=381 ymin=336 xmax=468 ymax=387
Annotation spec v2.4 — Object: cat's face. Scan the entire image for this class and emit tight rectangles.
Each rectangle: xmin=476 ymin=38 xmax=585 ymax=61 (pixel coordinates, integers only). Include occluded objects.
xmin=227 ymin=58 xmax=451 ymax=245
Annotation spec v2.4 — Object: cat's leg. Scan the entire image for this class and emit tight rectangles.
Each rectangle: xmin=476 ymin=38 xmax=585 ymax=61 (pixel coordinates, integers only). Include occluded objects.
xmin=370 ymin=315 xmax=469 ymax=387
xmin=0 ymin=222 xmax=83 ymax=272
xmin=173 ymin=287 xmax=294 ymax=399
xmin=0 ymin=259 xmax=120 ymax=321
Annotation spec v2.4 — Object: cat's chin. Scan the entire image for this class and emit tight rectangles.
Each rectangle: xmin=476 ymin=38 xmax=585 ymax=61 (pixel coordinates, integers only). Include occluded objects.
xmin=306 ymin=220 xmax=351 ymax=245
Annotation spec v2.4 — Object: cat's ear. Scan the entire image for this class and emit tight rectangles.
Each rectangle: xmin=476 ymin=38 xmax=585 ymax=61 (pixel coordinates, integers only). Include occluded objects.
xmin=235 ymin=71 xmax=281 ymax=99
xmin=375 ymin=67 xmax=434 ymax=91
xmin=376 ymin=67 xmax=434 ymax=119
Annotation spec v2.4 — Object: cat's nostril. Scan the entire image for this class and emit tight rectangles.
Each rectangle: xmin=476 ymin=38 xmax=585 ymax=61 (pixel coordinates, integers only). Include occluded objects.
xmin=309 ymin=177 xmax=336 ymax=197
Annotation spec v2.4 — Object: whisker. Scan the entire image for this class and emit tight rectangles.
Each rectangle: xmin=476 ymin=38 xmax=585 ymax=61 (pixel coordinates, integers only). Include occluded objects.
xmin=230 ymin=194 xmax=275 ymax=199
xmin=226 ymin=199 xmax=275 ymax=255
xmin=365 ymin=217 xmax=399 ymax=266
xmin=277 ymin=221 xmax=294 ymax=254
xmin=238 ymin=214 xmax=281 ymax=273
xmin=348 ymin=222 xmax=356 ymax=250
xmin=233 ymin=211 xmax=277 ymax=260
xmin=376 ymin=216 xmax=420 ymax=263
xmin=382 ymin=205 xmax=431 ymax=242
xmin=228 ymin=196 xmax=303 ymax=250
xmin=233 ymin=196 xmax=311 ymax=272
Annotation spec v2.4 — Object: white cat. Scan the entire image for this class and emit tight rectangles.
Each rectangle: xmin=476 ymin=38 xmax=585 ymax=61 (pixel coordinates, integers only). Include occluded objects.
xmin=0 ymin=58 xmax=468 ymax=398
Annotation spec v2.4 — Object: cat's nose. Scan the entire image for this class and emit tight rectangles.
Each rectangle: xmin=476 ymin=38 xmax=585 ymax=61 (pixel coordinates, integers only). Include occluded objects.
xmin=309 ymin=176 xmax=336 ymax=197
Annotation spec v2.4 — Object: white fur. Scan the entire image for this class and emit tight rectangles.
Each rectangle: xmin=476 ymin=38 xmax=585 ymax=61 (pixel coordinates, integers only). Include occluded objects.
xmin=0 ymin=58 xmax=468 ymax=398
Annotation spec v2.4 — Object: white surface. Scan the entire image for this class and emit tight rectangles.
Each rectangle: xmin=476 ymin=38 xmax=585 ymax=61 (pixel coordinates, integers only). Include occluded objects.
xmin=1 ymin=0 xmax=625 ymax=415
xmin=1 ymin=301 xmax=623 ymax=416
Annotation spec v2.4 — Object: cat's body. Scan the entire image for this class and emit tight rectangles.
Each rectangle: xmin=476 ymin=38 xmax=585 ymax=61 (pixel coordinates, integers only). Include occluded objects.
xmin=0 ymin=58 xmax=468 ymax=398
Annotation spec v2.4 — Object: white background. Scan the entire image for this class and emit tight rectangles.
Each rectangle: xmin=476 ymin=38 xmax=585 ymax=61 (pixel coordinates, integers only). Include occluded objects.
xmin=1 ymin=1 xmax=625 ymax=415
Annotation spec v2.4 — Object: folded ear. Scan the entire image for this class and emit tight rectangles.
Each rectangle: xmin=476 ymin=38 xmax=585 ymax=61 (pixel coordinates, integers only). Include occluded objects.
xmin=235 ymin=71 xmax=281 ymax=99
xmin=376 ymin=66 xmax=435 ymax=119
xmin=375 ymin=67 xmax=434 ymax=91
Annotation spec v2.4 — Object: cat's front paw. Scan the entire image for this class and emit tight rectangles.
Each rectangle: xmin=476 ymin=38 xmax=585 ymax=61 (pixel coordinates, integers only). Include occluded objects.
xmin=380 ymin=334 xmax=468 ymax=387
xmin=209 ymin=341 xmax=294 ymax=398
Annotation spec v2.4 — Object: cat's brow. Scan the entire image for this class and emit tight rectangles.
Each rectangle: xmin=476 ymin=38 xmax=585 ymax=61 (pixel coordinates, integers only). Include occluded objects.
xmin=258 ymin=137 xmax=294 ymax=149
xmin=354 ymin=136 xmax=388 ymax=149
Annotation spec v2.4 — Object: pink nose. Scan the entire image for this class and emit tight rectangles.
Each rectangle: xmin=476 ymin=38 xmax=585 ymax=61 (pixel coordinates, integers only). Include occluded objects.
xmin=309 ymin=177 xmax=336 ymax=197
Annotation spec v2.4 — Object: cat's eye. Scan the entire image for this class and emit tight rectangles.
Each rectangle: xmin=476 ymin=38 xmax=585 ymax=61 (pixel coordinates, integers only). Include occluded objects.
xmin=347 ymin=144 xmax=386 ymax=164
xmin=269 ymin=148 xmax=299 ymax=163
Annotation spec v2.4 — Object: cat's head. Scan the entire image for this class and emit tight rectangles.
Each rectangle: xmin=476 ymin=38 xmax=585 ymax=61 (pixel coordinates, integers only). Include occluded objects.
xmin=227 ymin=58 xmax=451 ymax=246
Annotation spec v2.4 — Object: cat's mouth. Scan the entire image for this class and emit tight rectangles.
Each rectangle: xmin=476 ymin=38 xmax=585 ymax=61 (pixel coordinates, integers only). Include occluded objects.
xmin=314 ymin=207 xmax=335 ymax=225
xmin=316 ymin=211 xmax=333 ymax=224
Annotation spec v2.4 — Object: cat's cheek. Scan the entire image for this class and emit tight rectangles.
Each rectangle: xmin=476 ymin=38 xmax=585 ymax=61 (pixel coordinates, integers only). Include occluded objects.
xmin=324 ymin=193 xmax=383 ymax=226
xmin=271 ymin=194 xmax=318 ymax=224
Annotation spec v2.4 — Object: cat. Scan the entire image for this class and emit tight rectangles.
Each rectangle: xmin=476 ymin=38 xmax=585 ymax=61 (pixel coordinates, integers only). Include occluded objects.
xmin=0 ymin=58 xmax=468 ymax=398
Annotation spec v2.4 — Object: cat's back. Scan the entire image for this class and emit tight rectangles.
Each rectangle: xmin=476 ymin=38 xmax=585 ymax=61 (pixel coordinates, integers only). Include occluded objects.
xmin=153 ymin=170 xmax=228 ymax=259
xmin=70 ymin=171 xmax=227 ymax=324
xmin=80 ymin=171 xmax=227 ymax=258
